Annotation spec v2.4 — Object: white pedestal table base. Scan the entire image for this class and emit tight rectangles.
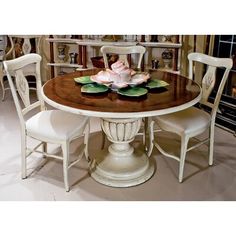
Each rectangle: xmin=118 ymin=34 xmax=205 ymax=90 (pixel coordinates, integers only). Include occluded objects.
xmin=89 ymin=117 xmax=155 ymax=187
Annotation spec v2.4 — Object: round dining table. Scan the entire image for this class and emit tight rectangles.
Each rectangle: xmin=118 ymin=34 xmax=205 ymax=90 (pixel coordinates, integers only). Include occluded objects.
xmin=41 ymin=68 xmax=201 ymax=188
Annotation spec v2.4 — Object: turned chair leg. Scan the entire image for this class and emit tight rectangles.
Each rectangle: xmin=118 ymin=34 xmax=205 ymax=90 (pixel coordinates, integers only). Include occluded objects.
xmin=143 ymin=117 xmax=149 ymax=151
xmin=62 ymin=142 xmax=70 ymax=192
xmin=84 ymin=122 xmax=90 ymax=162
xmin=147 ymin=120 xmax=155 ymax=157
xmin=42 ymin=142 xmax=47 ymax=158
xmin=208 ymin=124 xmax=215 ymax=166
xmin=178 ymin=136 xmax=189 ymax=183
xmin=0 ymin=75 xmax=5 ymax=101
xmin=21 ymin=133 xmax=27 ymax=179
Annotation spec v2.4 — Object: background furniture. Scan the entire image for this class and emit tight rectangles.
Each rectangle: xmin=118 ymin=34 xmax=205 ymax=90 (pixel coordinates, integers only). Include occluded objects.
xmin=0 ymin=35 xmax=42 ymax=101
xmin=4 ymin=53 xmax=90 ymax=192
xmin=148 ymin=52 xmax=232 ymax=182
xmin=139 ymin=35 xmax=181 ymax=72
xmin=47 ymin=36 xmax=137 ymax=77
xmin=46 ymin=35 xmax=182 ymax=78
xmin=47 ymin=35 xmax=84 ymax=78
xmin=0 ymin=35 xmax=14 ymax=100
xmin=41 ymin=69 xmax=201 ymax=187
xmin=9 ymin=35 xmax=42 ymax=79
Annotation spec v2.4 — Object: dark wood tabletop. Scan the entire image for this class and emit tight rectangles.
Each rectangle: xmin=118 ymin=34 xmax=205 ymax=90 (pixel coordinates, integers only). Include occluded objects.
xmin=42 ymin=69 xmax=201 ymax=117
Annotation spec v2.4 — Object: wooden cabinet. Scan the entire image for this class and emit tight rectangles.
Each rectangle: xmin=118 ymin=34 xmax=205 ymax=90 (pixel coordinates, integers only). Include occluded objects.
xmin=139 ymin=35 xmax=181 ymax=73
xmin=47 ymin=36 xmax=83 ymax=78
xmin=47 ymin=35 xmax=182 ymax=78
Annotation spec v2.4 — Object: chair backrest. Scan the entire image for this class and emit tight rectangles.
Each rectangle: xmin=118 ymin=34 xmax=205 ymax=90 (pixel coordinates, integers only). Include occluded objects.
xmin=188 ymin=52 xmax=232 ymax=119
xmin=100 ymin=45 xmax=146 ymax=69
xmin=3 ymin=54 xmax=45 ymax=128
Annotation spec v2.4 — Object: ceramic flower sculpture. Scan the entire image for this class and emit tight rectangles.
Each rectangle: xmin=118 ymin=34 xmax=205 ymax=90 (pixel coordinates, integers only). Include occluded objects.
xmin=91 ymin=60 xmax=150 ymax=89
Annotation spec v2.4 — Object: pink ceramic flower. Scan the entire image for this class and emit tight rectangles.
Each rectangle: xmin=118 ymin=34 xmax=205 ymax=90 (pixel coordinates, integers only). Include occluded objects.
xmin=111 ymin=60 xmax=128 ymax=73
xmin=111 ymin=60 xmax=132 ymax=82
xmin=91 ymin=60 xmax=150 ymax=90
xmin=91 ymin=69 xmax=119 ymax=84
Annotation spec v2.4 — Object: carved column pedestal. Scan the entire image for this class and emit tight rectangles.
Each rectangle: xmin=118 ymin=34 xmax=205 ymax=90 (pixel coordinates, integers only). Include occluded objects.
xmin=90 ymin=118 xmax=155 ymax=187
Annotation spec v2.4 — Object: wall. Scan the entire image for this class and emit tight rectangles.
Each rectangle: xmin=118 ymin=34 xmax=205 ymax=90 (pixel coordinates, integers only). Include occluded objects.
xmin=180 ymin=35 xmax=215 ymax=83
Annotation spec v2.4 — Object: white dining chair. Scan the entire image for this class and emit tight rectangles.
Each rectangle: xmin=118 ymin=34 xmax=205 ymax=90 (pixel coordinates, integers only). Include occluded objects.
xmin=1 ymin=35 xmax=42 ymax=101
xmin=100 ymin=45 xmax=146 ymax=69
xmin=100 ymin=45 xmax=146 ymax=149
xmin=147 ymin=52 xmax=232 ymax=182
xmin=0 ymin=35 xmax=14 ymax=101
xmin=3 ymin=53 xmax=90 ymax=192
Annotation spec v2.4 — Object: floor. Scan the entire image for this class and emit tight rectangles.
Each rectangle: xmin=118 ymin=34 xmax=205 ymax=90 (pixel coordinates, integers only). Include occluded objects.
xmin=1 ymin=91 xmax=236 ymax=201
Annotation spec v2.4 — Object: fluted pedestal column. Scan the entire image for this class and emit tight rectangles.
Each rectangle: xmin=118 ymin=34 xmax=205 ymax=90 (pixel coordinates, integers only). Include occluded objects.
xmin=90 ymin=118 xmax=155 ymax=187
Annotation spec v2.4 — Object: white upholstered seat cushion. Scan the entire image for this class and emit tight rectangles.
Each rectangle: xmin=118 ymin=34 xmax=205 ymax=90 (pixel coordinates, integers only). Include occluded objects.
xmin=154 ymin=107 xmax=211 ymax=136
xmin=26 ymin=110 xmax=88 ymax=142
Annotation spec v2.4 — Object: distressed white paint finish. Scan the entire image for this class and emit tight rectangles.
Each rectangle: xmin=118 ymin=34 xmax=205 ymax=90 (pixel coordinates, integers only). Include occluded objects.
xmin=15 ymin=69 xmax=30 ymax=107
xmin=102 ymin=118 xmax=141 ymax=142
xmin=201 ymin=65 xmax=216 ymax=105
xmin=102 ymin=118 xmax=141 ymax=156
xmin=41 ymin=71 xmax=202 ymax=188
xmin=90 ymin=117 xmax=154 ymax=187
xmin=149 ymin=52 xmax=233 ymax=183
xmin=3 ymin=54 xmax=90 ymax=192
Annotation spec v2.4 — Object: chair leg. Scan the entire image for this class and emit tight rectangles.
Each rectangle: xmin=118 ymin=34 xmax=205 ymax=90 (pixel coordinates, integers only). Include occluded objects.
xmin=42 ymin=142 xmax=47 ymax=158
xmin=178 ymin=136 xmax=189 ymax=183
xmin=62 ymin=142 xmax=70 ymax=192
xmin=0 ymin=75 xmax=5 ymax=101
xmin=147 ymin=120 xmax=155 ymax=157
xmin=84 ymin=122 xmax=90 ymax=162
xmin=208 ymin=124 xmax=215 ymax=166
xmin=21 ymin=132 xmax=27 ymax=179
xmin=143 ymin=117 xmax=149 ymax=151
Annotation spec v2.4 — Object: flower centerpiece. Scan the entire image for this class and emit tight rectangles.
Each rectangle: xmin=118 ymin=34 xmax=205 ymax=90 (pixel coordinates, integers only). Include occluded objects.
xmin=90 ymin=60 xmax=150 ymax=90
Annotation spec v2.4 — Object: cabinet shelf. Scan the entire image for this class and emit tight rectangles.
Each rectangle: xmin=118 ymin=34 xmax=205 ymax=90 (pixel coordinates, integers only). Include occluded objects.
xmin=47 ymin=35 xmax=182 ymax=78
xmin=47 ymin=62 xmax=94 ymax=71
xmin=139 ymin=42 xmax=182 ymax=48
xmin=47 ymin=38 xmax=137 ymax=46
xmin=46 ymin=38 xmax=79 ymax=44
xmin=76 ymin=40 xmax=137 ymax=47
xmin=47 ymin=62 xmax=82 ymax=68
xmin=147 ymin=66 xmax=180 ymax=74
xmin=46 ymin=38 xmax=182 ymax=48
